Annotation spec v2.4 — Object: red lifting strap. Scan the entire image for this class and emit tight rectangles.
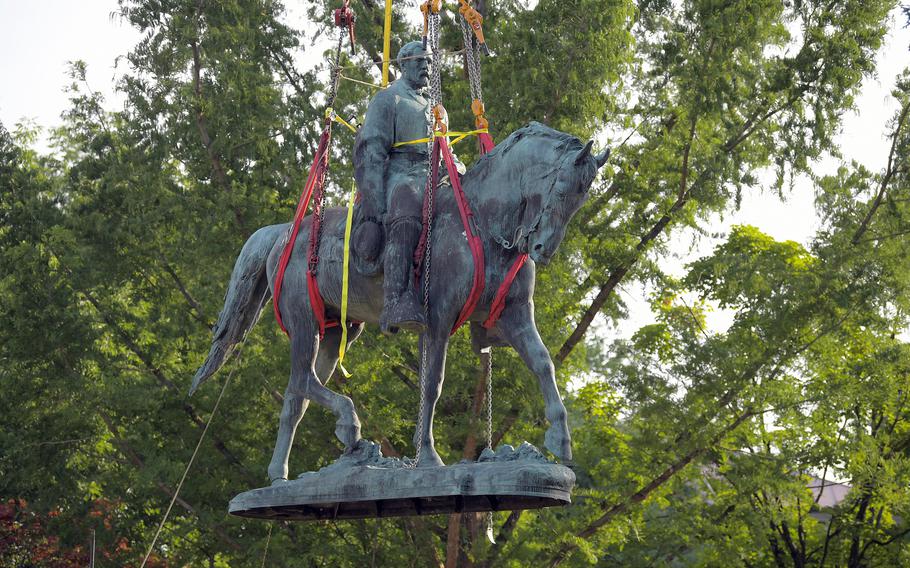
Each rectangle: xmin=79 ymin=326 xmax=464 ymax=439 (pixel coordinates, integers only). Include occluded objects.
xmin=477 ymin=131 xmax=494 ymax=154
xmin=474 ymin=130 xmax=528 ymax=330
xmin=483 ymin=252 xmax=528 ymax=329
xmin=439 ymin=136 xmax=486 ymax=335
xmin=273 ymin=121 xmax=335 ymax=338
xmin=416 ymin=132 xmax=523 ymax=333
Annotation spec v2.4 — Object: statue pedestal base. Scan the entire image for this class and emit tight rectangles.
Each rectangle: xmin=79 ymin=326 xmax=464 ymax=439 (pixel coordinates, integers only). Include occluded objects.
xmin=229 ymin=442 xmax=575 ymax=521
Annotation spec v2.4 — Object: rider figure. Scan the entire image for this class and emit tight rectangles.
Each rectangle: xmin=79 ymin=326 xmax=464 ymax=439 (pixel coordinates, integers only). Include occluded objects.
xmin=353 ymin=40 xmax=445 ymax=335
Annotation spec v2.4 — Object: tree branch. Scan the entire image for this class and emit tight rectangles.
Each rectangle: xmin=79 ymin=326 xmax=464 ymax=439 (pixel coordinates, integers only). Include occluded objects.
xmin=269 ymin=46 xmax=312 ymax=100
xmin=555 ymin=83 xmax=809 ymax=365
xmin=48 ymin=246 xmax=259 ymax=487
xmin=544 ymin=409 xmax=755 ymax=567
xmin=158 ymin=255 xmax=211 ymax=327
xmin=556 ymin=171 xmax=704 ymax=364
xmin=851 ymin=100 xmax=910 ymax=245
xmin=189 ymin=3 xmax=244 ymax=227
xmin=357 ymin=0 xmax=395 ymax=76
xmin=191 ymin=39 xmax=232 ymax=196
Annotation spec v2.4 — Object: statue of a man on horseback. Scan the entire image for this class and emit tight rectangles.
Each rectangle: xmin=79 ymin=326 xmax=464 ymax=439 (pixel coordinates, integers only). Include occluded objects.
xmin=190 ymin=36 xmax=611 ymax=483
xmin=353 ymin=40 xmax=464 ymax=335
xmin=186 ymin=0 xmax=618 ymax=516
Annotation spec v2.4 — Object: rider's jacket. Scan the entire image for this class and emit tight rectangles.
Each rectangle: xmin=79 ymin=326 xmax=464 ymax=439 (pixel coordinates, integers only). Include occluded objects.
xmin=353 ymin=78 xmax=432 ymax=219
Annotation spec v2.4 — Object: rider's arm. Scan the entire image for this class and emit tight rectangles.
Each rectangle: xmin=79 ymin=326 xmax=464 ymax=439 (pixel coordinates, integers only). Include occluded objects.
xmin=353 ymin=90 xmax=395 ymax=221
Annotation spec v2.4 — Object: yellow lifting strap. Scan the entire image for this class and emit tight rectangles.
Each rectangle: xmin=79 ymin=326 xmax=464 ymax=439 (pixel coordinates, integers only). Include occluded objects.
xmin=382 ymin=0 xmax=393 ymax=86
xmin=326 ymin=108 xmax=358 ymax=134
xmin=392 ymin=128 xmax=489 ymax=148
xmin=338 ymin=179 xmax=357 ymax=378
xmin=340 ymin=74 xmax=385 ymax=91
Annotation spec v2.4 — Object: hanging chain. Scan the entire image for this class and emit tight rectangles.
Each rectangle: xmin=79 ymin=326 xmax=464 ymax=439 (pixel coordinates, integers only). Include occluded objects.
xmin=428 ymin=13 xmax=443 ymax=107
xmin=485 ymin=348 xmax=493 ymax=451
xmin=413 ymin=9 xmax=443 ymax=468
xmin=327 ymin=26 xmax=345 ymax=108
xmin=413 ymin=180 xmax=433 ymax=467
xmin=308 ymin=26 xmax=348 ymax=281
xmin=484 ymin=347 xmax=495 ymax=542
xmin=459 ymin=17 xmax=483 ymax=102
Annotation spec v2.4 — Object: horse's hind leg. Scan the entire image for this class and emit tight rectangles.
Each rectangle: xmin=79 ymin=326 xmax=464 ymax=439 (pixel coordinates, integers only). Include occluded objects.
xmin=497 ymin=302 xmax=573 ymax=462
xmin=267 ymin=328 xmax=363 ymax=483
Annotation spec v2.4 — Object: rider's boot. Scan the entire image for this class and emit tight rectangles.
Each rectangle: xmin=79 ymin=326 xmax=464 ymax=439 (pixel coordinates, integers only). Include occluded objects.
xmin=380 ymin=216 xmax=427 ymax=335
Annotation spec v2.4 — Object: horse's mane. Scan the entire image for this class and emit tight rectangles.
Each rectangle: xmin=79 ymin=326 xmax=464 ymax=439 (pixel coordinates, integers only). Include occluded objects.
xmin=462 ymin=121 xmax=586 ymax=184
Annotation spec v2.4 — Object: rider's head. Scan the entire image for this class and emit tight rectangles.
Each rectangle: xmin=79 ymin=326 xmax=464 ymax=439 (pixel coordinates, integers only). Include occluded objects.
xmin=398 ymin=41 xmax=430 ymax=91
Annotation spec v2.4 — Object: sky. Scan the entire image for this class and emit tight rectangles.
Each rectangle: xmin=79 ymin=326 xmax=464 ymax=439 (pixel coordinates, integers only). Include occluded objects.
xmin=1 ymin=1 xmax=909 ymax=339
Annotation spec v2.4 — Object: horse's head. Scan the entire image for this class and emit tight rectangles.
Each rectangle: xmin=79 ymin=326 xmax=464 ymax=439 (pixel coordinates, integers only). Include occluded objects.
xmin=515 ymin=125 xmax=609 ymax=265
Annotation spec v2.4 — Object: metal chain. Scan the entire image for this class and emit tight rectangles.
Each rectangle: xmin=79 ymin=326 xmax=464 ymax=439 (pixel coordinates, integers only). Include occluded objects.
xmin=310 ymin=26 xmax=346 ymax=279
xmin=428 ymin=13 xmax=443 ymax=107
xmin=413 ymin=10 xmax=443 ymax=468
xmin=327 ymin=26 xmax=345 ymax=108
xmin=459 ymin=17 xmax=483 ymax=102
xmin=484 ymin=347 xmax=494 ymax=541
xmin=310 ymin=149 xmax=329 ymax=276
xmin=485 ymin=348 xmax=493 ymax=451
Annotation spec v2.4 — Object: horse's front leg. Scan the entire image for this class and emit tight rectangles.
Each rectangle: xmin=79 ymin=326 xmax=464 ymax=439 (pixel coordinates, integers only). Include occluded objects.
xmin=497 ymin=301 xmax=572 ymax=462
xmin=413 ymin=331 xmax=448 ymax=467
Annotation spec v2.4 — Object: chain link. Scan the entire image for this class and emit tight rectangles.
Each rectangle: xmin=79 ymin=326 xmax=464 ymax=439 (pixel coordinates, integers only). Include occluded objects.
xmin=484 ymin=347 xmax=494 ymax=540
xmin=414 ymin=139 xmax=439 ymax=468
xmin=413 ymin=11 xmax=443 ymax=468
xmin=309 ymin=26 xmax=347 ymax=280
xmin=428 ymin=13 xmax=443 ymax=107
xmin=485 ymin=348 xmax=493 ymax=451
xmin=459 ymin=17 xmax=483 ymax=102
xmin=327 ymin=26 xmax=345 ymax=108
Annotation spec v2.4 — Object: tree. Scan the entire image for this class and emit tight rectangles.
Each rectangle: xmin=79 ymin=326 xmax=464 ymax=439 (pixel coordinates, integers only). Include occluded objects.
xmin=2 ymin=0 xmax=908 ymax=565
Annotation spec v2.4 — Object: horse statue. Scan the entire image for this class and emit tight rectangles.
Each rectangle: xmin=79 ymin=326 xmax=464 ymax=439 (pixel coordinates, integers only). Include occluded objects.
xmin=190 ymin=122 xmax=609 ymax=484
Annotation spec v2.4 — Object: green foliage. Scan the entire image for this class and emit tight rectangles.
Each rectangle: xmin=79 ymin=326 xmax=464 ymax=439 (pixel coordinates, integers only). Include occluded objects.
xmin=2 ymin=0 xmax=910 ymax=566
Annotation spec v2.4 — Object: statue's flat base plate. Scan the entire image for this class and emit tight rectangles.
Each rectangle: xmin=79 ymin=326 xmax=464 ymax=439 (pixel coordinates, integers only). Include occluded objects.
xmin=229 ymin=459 xmax=575 ymax=521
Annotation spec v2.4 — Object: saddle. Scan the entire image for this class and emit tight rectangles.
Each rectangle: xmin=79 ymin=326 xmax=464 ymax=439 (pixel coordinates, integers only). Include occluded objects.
xmin=348 ymin=178 xmax=455 ymax=278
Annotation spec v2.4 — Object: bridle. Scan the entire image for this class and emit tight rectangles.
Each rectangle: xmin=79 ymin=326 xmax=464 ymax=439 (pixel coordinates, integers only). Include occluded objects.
xmin=490 ymin=154 xmax=575 ymax=252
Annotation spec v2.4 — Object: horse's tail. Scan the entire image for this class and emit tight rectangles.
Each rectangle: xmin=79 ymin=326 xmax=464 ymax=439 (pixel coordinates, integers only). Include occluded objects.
xmin=189 ymin=224 xmax=284 ymax=396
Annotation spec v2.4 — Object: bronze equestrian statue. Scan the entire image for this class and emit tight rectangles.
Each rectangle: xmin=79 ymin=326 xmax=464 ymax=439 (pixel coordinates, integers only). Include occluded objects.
xmin=189 ymin=42 xmax=609 ymax=484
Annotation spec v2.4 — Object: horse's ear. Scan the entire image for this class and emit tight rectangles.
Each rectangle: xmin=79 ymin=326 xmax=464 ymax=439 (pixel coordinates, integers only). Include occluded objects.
xmin=574 ymin=139 xmax=594 ymax=165
xmin=595 ymin=148 xmax=610 ymax=169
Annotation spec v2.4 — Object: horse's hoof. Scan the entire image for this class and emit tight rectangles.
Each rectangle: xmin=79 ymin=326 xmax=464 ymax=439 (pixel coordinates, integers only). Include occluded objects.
xmin=416 ymin=447 xmax=445 ymax=468
xmin=343 ymin=438 xmax=371 ymax=456
xmin=545 ymin=426 xmax=573 ymax=463
xmin=335 ymin=421 xmax=362 ymax=448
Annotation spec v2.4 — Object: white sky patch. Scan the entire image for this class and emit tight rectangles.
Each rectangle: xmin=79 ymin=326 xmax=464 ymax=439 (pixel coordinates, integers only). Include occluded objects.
xmin=611 ymin=10 xmax=910 ymax=340
xmin=0 ymin=1 xmax=138 ymax=149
